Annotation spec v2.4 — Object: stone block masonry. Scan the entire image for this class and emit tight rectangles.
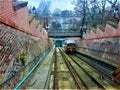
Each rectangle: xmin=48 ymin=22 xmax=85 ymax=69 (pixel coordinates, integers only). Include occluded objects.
xmin=0 ymin=0 xmax=53 ymax=88
xmin=0 ymin=0 xmax=48 ymax=39
xmin=0 ymin=22 xmax=50 ymax=89
xmin=79 ymin=21 xmax=120 ymax=64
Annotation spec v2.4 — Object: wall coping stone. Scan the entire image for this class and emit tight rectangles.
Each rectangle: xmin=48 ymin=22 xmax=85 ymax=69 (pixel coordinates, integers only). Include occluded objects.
xmin=13 ymin=1 xmax=28 ymax=10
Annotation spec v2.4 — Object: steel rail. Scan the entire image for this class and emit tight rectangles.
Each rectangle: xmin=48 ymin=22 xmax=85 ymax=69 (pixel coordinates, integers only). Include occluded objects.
xmin=53 ymin=47 xmax=58 ymax=89
xmin=72 ymin=53 xmax=120 ymax=89
xmin=70 ymin=55 xmax=107 ymax=89
xmin=59 ymin=48 xmax=83 ymax=89
xmin=75 ymin=53 xmax=114 ymax=79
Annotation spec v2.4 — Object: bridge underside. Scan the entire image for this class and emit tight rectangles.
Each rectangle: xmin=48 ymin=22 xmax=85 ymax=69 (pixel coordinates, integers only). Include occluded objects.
xmin=48 ymin=32 xmax=82 ymax=38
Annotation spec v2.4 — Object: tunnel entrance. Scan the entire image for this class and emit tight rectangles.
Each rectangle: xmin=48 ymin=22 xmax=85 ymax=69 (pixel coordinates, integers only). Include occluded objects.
xmin=53 ymin=38 xmax=65 ymax=47
xmin=55 ymin=40 xmax=62 ymax=47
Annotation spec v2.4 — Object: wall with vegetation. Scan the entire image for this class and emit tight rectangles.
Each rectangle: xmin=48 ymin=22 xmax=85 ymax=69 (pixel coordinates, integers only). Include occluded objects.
xmin=0 ymin=0 xmax=51 ymax=89
xmin=79 ymin=21 xmax=120 ymax=64
xmin=0 ymin=22 xmax=50 ymax=88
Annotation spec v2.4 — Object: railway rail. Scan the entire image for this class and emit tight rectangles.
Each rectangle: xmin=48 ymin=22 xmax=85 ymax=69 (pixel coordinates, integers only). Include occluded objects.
xmin=58 ymin=48 xmax=120 ymax=89
xmin=59 ymin=48 xmax=85 ymax=89
xmin=75 ymin=51 xmax=118 ymax=79
xmin=69 ymin=54 xmax=119 ymax=89
xmin=1 ymin=47 xmax=119 ymax=89
xmin=52 ymin=48 xmax=79 ymax=89
xmin=53 ymin=48 xmax=58 ymax=89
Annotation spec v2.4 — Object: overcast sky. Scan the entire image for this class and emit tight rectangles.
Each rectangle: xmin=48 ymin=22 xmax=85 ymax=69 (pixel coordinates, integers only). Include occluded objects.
xmin=22 ymin=0 xmax=75 ymax=12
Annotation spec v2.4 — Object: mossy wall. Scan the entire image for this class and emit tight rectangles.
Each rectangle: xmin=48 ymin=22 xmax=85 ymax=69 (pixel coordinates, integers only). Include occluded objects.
xmin=78 ymin=37 xmax=120 ymax=64
xmin=0 ymin=23 xmax=50 ymax=88
xmin=79 ymin=21 xmax=120 ymax=64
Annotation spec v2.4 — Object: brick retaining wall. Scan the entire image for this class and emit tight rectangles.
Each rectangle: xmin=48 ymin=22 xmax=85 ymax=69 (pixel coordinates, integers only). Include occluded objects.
xmin=0 ymin=23 xmax=50 ymax=88
xmin=79 ymin=21 xmax=120 ymax=64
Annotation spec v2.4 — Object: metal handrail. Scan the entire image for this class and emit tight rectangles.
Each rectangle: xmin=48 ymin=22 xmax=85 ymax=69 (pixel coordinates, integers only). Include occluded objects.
xmin=14 ymin=48 xmax=49 ymax=90
xmin=0 ymin=48 xmax=50 ymax=89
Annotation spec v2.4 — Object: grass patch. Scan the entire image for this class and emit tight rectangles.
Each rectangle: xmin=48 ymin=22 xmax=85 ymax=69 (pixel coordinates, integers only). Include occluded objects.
xmin=97 ymin=24 xmax=105 ymax=31
xmin=29 ymin=14 xmax=35 ymax=22
xmin=15 ymin=52 xmax=26 ymax=66
xmin=107 ymin=21 xmax=118 ymax=28
xmin=88 ymin=27 xmax=96 ymax=33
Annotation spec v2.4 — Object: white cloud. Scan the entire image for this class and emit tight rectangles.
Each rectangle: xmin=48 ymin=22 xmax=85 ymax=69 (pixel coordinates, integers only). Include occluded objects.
xmin=22 ymin=0 xmax=75 ymax=12
xmin=50 ymin=0 xmax=75 ymax=12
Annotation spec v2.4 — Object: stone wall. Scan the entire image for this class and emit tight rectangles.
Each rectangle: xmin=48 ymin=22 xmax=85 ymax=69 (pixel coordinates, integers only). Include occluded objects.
xmin=79 ymin=37 xmax=120 ymax=63
xmin=79 ymin=22 xmax=120 ymax=64
xmin=0 ymin=23 xmax=50 ymax=88
xmin=0 ymin=0 xmax=52 ymax=88
xmin=0 ymin=0 xmax=30 ymax=32
xmin=0 ymin=0 xmax=48 ymax=39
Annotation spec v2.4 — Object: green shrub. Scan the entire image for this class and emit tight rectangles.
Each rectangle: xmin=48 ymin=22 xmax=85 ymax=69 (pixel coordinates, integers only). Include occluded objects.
xmin=91 ymin=27 xmax=96 ymax=32
xmin=97 ymin=25 xmax=104 ymax=31
xmin=16 ymin=52 xmax=26 ymax=66
xmin=107 ymin=21 xmax=118 ymax=28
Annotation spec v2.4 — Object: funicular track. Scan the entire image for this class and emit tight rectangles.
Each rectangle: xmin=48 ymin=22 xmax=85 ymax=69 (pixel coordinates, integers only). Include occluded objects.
xmin=69 ymin=54 xmax=119 ymax=90
xmin=58 ymin=48 xmax=85 ymax=90
xmin=59 ymin=48 xmax=120 ymax=90
xmin=52 ymin=48 xmax=80 ymax=89
xmin=75 ymin=51 xmax=119 ymax=79
xmin=59 ymin=48 xmax=104 ymax=90
xmin=53 ymin=48 xmax=58 ymax=89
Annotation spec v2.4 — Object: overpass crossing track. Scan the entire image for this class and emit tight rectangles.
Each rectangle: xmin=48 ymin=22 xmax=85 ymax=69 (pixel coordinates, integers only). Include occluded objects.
xmin=48 ymin=29 xmax=83 ymax=38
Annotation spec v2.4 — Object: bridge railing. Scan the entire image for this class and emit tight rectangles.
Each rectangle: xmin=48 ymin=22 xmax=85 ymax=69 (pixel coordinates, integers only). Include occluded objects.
xmin=48 ymin=29 xmax=82 ymax=37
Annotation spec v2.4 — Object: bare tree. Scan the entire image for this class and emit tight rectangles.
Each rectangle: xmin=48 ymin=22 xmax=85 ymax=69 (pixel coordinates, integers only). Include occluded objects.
xmin=107 ymin=0 xmax=120 ymax=22
xmin=88 ymin=0 xmax=100 ymax=27
xmin=73 ymin=0 xmax=90 ymax=38
xmin=99 ymin=0 xmax=107 ymax=24
xmin=37 ymin=0 xmax=51 ymax=18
